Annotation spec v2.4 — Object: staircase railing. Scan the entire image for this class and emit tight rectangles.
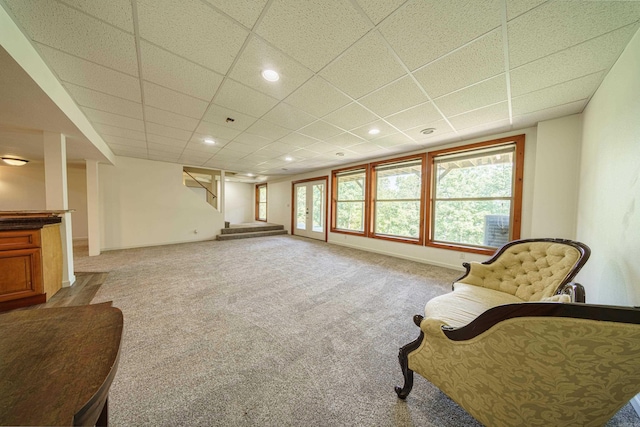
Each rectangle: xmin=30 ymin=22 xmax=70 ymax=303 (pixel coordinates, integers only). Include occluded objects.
xmin=184 ymin=170 xmax=217 ymax=201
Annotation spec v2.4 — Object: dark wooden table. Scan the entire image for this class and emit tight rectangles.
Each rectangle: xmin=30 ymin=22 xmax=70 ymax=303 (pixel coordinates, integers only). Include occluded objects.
xmin=0 ymin=303 xmax=123 ymax=426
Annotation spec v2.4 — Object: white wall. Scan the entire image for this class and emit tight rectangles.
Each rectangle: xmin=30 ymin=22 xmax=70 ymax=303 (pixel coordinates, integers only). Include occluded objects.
xmin=0 ymin=162 xmax=88 ymax=239
xmin=265 ymin=127 xmax=572 ymax=270
xmin=99 ymin=156 xmax=224 ymax=250
xmin=577 ymin=28 xmax=640 ymax=306
xmin=530 ymin=114 xmax=583 ymax=239
xmin=224 ymin=181 xmax=254 ymax=224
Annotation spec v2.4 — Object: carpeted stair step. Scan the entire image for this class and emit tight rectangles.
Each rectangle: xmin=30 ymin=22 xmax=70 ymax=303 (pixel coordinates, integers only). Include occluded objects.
xmin=216 ymin=229 xmax=288 ymax=241
xmin=220 ymin=224 xmax=284 ymax=235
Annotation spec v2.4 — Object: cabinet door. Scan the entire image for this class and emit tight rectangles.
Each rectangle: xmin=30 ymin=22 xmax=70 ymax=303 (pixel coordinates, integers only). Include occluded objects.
xmin=0 ymin=248 xmax=43 ymax=303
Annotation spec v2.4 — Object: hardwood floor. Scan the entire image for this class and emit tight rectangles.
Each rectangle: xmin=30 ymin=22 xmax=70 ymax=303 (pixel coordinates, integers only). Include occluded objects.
xmin=29 ymin=272 xmax=108 ymax=309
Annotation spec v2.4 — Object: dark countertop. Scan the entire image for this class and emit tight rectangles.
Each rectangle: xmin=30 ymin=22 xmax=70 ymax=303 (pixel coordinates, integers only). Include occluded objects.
xmin=0 ymin=216 xmax=62 ymax=231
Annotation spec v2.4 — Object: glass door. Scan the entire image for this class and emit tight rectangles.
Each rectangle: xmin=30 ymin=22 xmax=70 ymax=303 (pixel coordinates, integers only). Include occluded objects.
xmin=293 ymin=179 xmax=326 ymax=241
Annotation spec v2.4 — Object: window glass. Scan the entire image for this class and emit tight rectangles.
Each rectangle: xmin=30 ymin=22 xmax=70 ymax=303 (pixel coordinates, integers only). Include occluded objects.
xmin=256 ymin=184 xmax=267 ymax=221
xmin=431 ymin=145 xmax=516 ymax=248
xmin=373 ymin=159 xmax=422 ymax=239
xmin=335 ymin=169 xmax=366 ymax=232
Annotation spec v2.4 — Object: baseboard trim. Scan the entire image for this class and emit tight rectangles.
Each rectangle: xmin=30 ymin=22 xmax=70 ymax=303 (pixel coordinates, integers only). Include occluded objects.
xmin=631 ymin=394 xmax=640 ymax=418
xmin=328 ymin=240 xmax=464 ymax=271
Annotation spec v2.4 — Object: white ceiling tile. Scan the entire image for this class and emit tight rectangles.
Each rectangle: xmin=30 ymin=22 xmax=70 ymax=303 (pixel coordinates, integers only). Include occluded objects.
xmin=82 ymin=107 xmax=145 ymax=131
xmin=203 ymin=0 xmax=268 ymax=28
xmin=322 ymin=102 xmax=378 ymax=131
xmin=223 ymin=142 xmax=260 ymax=154
xmin=434 ymin=74 xmax=507 ymax=117
xmin=244 ymin=120 xmax=291 ymax=140
xmin=298 ymin=121 xmax=343 ymax=141
xmin=278 ymin=133 xmax=321 ymax=149
xmin=347 ymin=142 xmax=389 ymax=156
xmin=406 ymin=120 xmax=455 ymax=142
xmin=448 ymin=102 xmax=509 ymax=130
xmin=229 ymin=36 xmax=314 ymax=100
xmin=326 ymin=133 xmax=366 ymax=148
xmin=350 ymin=120 xmax=397 ymax=140
xmin=143 ymin=81 xmax=209 ymax=119
xmin=306 ymin=142 xmax=342 ymax=154
xmin=320 ymin=31 xmax=406 ymax=99
xmin=195 ymin=122 xmax=241 ymax=141
xmin=508 ymin=1 xmax=640 ymax=67
xmin=456 ymin=119 xmax=512 ymax=140
xmin=372 ymin=133 xmax=414 ymax=148
xmin=510 ymin=25 xmax=638 ymax=97
xmin=184 ymin=141 xmax=223 ymax=155
xmin=285 ymin=77 xmax=351 ymax=118
xmin=512 ymin=99 xmax=586 ymax=129
xmin=263 ymin=141 xmax=297 ymax=155
xmin=5 ymin=0 xmax=138 ymax=75
xmin=181 ymin=146 xmax=218 ymax=157
xmin=202 ymin=105 xmax=257 ymax=131
xmin=108 ymin=143 xmax=147 ymax=155
xmin=147 ymin=142 xmax=185 ymax=154
xmin=213 ymin=79 xmax=279 ymax=118
xmin=262 ymin=103 xmax=316 ymax=131
xmin=101 ymin=135 xmax=147 ymax=148
xmin=92 ymin=123 xmax=146 ymax=141
xmin=413 ymin=29 xmax=504 ymax=98
xmin=354 ymin=0 xmax=406 ymax=25
xmin=358 ymin=76 xmax=427 ymax=117
xmin=144 ymin=106 xmax=199 ymax=131
xmin=233 ymin=133 xmax=273 ymax=148
xmin=505 ymin=0 xmax=546 ymax=21
xmin=512 ymin=71 xmax=604 ymax=116
xmin=379 ymin=0 xmax=502 ymax=71
xmin=146 ymin=133 xmax=189 ymax=147
xmin=384 ymin=102 xmax=442 ymax=131
xmin=36 ymin=44 xmax=141 ymax=102
xmin=136 ymin=0 xmax=248 ymax=74
xmin=140 ymin=42 xmax=223 ymax=101
xmin=59 ymin=0 xmax=134 ymax=32
xmin=64 ymin=82 xmax=142 ymax=120
xmin=146 ymin=122 xmax=192 ymax=140
xmin=255 ymin=0 xmax=371 ymax=72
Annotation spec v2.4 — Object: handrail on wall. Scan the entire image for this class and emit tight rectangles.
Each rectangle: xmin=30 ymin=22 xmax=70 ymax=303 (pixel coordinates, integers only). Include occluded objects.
xmin=183 ymin=169 xmax=217 ymax=201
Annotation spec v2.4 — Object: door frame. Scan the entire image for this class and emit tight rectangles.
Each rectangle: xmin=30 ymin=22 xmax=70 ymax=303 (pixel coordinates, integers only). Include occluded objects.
xmin=291 ymin=176 xmax=329 ymax=242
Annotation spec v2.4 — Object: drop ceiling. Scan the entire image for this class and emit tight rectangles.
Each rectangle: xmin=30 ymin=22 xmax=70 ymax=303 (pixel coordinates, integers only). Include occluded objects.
xmin=1 ymin=0 xmax=639 ymax=180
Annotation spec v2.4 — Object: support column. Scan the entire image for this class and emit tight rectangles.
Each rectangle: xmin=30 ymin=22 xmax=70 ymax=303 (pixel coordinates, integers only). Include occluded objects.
xmin=220 ymin=170 xmax=226 ymax=216
xmin=44 ymin=132 xmax=75 ymax=287
xmin=86 ymin=160 xmax=101 ymax=256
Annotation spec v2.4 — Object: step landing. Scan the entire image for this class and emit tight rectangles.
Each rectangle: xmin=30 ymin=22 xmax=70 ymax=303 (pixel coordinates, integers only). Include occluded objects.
xmin=217 ymin=223 xmax=287 ymax=241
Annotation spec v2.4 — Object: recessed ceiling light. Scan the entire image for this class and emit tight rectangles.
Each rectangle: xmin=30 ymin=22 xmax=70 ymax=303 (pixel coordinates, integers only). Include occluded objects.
xmin=261 ymin=69 xmax=280 ymax=82
xmin=247 ymin=173 xmax=254 ymax=177
xmin=204 ymin=137 xmax=215 ymax=144
xmin=420 ymin=128 xmax=436 ymax=135
xmin=284 ymin=156 xmax=293 ymax=161
xmin=368 ymin=128 xmax=380 ymax=135
xmin=1 ymin=157 xmax=29 ymax=166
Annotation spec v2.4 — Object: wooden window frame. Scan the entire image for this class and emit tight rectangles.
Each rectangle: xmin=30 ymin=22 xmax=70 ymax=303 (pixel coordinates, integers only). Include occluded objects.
xmin=255 ymin=183 xmax=267 ymax=222
xmin=425 ymin=135 xmax=525 ymax=255
xmin=369 ymin=154 xmax=426 ymax=245
xmin=330 ymin=164 xmax=370 ymax=237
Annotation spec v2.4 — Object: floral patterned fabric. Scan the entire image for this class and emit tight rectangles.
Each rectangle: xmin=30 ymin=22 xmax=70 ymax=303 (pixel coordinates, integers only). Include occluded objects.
xmin=408 ymin=316 xmax=640 ymax=427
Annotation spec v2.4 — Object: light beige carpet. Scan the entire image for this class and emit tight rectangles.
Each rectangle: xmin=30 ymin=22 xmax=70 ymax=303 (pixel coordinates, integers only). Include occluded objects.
xmin=74 ymin=236 xmax=640 ymax=426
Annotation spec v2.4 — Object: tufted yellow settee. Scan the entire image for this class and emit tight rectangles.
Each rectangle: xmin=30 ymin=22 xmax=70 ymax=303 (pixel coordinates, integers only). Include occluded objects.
xmin=394 ymin=239 xmax=640 ymax=426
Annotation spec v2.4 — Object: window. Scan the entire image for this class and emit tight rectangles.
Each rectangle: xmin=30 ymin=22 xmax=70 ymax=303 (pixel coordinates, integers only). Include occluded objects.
xmin=426 ymin=135 xmax=524 ymax=254
xmin=371 ymin=156 xmax=425 ymax=243
xmin=255 ymin=184 xmax=267 ymax=221
xmin=331 ymin=166 xmax=368 ymax=235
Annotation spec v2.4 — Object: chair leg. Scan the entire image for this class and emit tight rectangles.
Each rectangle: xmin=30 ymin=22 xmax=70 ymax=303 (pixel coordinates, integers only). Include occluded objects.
xmin=395 ymin=315 xmax=424 ymax=399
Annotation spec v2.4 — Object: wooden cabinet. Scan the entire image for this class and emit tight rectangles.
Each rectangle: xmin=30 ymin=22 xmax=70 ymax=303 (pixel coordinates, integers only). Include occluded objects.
xmin=0 ymin=217 xmax=63 ymax=311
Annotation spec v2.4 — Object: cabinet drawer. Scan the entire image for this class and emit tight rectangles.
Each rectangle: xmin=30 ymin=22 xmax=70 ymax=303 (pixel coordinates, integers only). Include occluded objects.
xmin=0 ymin=230 xmax=41 ymax=251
